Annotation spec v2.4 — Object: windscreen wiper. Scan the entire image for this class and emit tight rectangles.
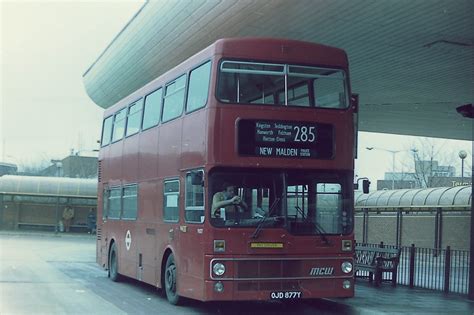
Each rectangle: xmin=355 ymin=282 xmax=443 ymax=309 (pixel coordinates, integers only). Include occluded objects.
xmin=313 ymin=219 xmax=331 ymax=245
xmin=294 ymin=205 xmax=330 ymax=245
xmin=250 ymin=197 xmax=281 ymax=239
xmin=294 ymin=205 xmax=306 ymax=220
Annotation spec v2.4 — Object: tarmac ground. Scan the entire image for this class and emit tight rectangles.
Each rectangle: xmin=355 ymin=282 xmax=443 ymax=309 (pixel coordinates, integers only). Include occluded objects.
xmin=1 ymin=231 xmax=473 ymax=315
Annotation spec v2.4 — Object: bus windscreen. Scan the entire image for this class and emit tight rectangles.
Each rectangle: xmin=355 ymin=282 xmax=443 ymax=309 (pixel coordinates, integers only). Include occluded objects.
xmin=209 ymin=170 xmax=352 ymax=235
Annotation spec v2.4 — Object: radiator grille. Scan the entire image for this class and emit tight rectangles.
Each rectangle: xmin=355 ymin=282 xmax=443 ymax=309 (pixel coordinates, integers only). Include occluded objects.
xmin=236 ymin=260 xmax=303 ymax=279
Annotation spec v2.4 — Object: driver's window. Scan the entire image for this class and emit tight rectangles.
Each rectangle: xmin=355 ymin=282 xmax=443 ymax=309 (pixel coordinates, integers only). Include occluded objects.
xmin=210 ymin=175 xmax=278 ymax=226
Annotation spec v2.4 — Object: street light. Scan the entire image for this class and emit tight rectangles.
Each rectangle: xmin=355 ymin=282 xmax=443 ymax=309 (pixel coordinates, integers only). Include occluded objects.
xmin=459 ymin=150 xmax=467 ymax=185
xmin=50 ymin=159 xmax=62 ymax=234
xmin=366 ymin=147 xmax=403 ymax=190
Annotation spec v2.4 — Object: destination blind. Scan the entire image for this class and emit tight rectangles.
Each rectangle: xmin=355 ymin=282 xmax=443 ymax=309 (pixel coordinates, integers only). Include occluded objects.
xmin=238 ymin=120 xmax=334 ymax=159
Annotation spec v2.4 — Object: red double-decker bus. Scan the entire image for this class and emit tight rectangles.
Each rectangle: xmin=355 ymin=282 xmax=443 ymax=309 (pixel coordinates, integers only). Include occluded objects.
xmin=97 ymin=38 xmax=358 ymax=304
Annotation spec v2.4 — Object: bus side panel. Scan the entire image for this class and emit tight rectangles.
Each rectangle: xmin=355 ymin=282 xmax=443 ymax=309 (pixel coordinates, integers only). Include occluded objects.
xmin=136 ymin=180 xmax=160 ymax=286
xmin=176 ymin=109 xmax=209 ymax=300
xmin=107 ymin=140 xmax=124 ymax=185
xmin=157 ymin=119 xmax=182 ymax=178
xmin=115 ymin=221 xmax=137 ymax=279
xmin=138 ymin=128 xmax=159 ymax=181
xmin=156 ymin=118 xmax=183 ymax=288
xmin=175 ymin=174 xmax=205 ymax=301
xmin=122 ymin=136 xmax=139 ymax=183
xmin=181 ymin=108 xmax=208 ymax=167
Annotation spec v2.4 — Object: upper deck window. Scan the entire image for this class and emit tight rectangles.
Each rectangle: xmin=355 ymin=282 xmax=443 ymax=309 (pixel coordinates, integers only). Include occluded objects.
xmin=217 ymin=61 xmax=348 ymax=109
xmin=162 ymin=75 xmax=186 ymax=122
xmin=142 ymin=88 xmax=163 ymax=130
xmin=126 ymin=99 xmax=143 ymax=137
xmin=112 ymin=108 xmax=126 ymax=142
xmin=101 ymin=116 xmax=113 ymax=146
xmin=186 ymin=61 xmax=211 ymax=112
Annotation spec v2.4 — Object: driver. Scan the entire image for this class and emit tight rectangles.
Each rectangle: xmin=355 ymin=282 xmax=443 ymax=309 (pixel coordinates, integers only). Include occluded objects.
xmin=211 ymin=183 xmax=247 ymax=218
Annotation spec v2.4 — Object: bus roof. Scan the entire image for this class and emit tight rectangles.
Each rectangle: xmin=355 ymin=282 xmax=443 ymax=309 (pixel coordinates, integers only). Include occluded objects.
xmin=103 ymin=37 xmax=348 ymax=116
xmin=213 ymin=38 xmax=347 ymax=67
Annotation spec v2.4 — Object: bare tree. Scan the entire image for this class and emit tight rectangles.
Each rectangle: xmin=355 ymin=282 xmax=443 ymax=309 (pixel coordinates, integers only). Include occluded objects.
xmin=404 ymin=138 xmax=464 ymax=188
xmin=18 ymin=155 xmax=52 ymax=176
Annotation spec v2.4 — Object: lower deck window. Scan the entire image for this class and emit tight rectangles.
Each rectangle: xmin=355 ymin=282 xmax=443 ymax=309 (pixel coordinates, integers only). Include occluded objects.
xmin=164 ymin=180 xmax=179 ymax=222
xmin=122 ymin=185 xmax=138 ymax=220
xmin=108 ymin=188 xmax=121 ymax=219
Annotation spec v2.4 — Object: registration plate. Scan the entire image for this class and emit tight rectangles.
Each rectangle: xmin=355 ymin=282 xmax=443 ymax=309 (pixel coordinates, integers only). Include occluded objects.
xmin=270 ymin=291 xmax=302 ymax=299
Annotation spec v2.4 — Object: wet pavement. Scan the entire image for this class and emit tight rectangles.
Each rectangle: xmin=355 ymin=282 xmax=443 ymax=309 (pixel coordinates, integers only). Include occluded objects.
xmin=333 ymin=279 xmax=474 ymax=314
xmin=1 ymin=231 xmax=473 ymax=314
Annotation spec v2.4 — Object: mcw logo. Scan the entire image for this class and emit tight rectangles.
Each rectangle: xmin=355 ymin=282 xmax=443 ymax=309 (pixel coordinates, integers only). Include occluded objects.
xmin=309 ymin=267 xmax=334 ymax=276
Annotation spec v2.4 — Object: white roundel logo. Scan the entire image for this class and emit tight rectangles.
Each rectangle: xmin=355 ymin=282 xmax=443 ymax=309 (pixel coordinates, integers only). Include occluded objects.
xmin=125 ymin=230 xmax=132 ymax=251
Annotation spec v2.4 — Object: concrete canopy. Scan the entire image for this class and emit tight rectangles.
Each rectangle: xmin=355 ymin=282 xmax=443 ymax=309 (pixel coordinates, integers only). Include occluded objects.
xmin=83 ymin=0 xmax=473 ymax=140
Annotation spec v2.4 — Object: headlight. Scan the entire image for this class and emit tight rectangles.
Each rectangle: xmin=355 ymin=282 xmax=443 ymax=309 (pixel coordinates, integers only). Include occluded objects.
xmin=213 ymin=262 xmax=226 ymax=276
xmin=341 ymin=261 xmax=353 ymax=274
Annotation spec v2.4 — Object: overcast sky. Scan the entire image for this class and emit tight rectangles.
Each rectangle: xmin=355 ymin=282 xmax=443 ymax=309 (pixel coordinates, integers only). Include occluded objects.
xmin=1 ymin=0 xmax=145 ymax=165
xmin=0 ymin=1 xmax=471 ymax=182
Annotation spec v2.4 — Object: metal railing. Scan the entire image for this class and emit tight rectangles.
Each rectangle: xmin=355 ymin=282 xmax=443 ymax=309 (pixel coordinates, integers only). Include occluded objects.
xmin=356 ymin=242 xmax=470 ymax=295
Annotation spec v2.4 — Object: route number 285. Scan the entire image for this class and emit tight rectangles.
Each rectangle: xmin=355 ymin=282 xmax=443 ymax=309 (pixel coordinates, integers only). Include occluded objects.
xmin=293 ymin=126 xmax=315 ymax=142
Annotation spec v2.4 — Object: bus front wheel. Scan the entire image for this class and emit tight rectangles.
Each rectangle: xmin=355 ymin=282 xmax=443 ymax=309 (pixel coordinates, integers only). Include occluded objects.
xmin=164 ymin=254 xmax=181 ymax=305
xmin=109 ymin=242 xmax=121 ymax=282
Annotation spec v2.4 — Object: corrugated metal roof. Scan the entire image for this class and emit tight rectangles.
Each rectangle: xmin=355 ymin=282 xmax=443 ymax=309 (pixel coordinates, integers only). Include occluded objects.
xmin=0 ymin=175 xmax=97 ymax=198
xmin=355 ymin=186 xmax=472 ymax=209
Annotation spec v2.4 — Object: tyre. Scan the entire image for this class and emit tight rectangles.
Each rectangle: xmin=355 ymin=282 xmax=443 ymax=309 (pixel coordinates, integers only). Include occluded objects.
xmin=109 ymin=242 xmax=121 ymax=282
xmin=164 ymin=254 xmax=181 ymax=305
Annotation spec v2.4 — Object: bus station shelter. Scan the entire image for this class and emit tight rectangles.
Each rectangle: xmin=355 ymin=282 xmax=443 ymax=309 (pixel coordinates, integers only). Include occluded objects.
xmin=355 ymin=186 xmax=472 ymax=250
xmin=0 ymin=175 xmax=97 ymax=232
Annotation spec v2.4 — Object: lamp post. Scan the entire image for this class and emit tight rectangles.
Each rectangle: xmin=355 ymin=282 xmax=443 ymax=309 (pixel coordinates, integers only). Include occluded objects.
xmin=366 ymin=147 xmax=402 ymax=190
xmin=458 ymin=150 xmax=467 ymax=185
xmin=50 ymin=159 xmax=62 ymax=234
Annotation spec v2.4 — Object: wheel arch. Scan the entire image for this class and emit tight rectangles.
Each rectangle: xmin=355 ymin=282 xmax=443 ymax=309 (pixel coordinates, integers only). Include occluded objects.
xmin=107 ymin=238 xmax=117 ymax=271
xmin=160 ymin=247 xmax=174 ymax=289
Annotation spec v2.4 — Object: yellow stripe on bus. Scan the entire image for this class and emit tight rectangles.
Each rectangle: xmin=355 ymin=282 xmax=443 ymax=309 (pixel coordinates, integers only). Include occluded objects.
xmin=250 ymin=243 xmax=284 ymax=249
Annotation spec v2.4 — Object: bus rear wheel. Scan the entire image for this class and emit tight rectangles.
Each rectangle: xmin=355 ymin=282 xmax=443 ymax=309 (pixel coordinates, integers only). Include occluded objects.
xmin=164 ymin=254 xmax=181 ymax=305
xmin=109 ymin=242 xmax=121 ymax=282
